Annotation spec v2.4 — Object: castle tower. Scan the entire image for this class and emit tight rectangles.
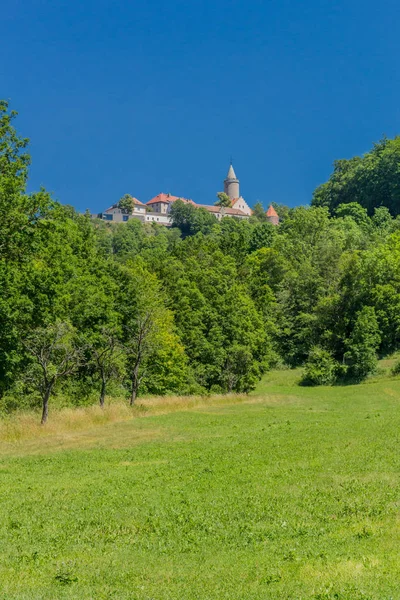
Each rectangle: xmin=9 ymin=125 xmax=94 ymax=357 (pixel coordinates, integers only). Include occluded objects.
xmin=224 ymin=164 xmax=240 ymax=200
xmin=266 ymin=204 xmax=279 ymax=225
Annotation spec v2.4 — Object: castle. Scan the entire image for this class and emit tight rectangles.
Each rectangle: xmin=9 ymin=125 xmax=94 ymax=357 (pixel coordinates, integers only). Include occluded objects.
xmin=98 ymin=164 xmax=279 ymax=225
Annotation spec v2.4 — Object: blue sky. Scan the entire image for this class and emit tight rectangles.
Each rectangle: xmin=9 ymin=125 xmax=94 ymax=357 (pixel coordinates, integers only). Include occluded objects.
xmin=3 ymin=0 xmax=400 ymax=212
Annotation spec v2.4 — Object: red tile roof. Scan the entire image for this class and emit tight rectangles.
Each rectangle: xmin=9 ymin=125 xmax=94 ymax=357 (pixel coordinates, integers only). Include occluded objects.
xmin=266 ymin=205 xmax=278 ymax=217
xmin=146 ymin=193 xmax=193 ymax=206
xmin=145 ymin=194 xmax=247 ymax=217
xmin=196 ymin=204 xmax=248 ymax=217
xmin=196 ymin=204 xmax=220 ymax=213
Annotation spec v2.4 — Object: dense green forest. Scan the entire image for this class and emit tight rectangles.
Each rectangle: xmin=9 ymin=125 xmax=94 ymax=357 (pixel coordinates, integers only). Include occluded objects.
xmin=311 ymin=135 xmax=400 ymax=215
xmin=2 ymin=101 xmax=400 ymax=422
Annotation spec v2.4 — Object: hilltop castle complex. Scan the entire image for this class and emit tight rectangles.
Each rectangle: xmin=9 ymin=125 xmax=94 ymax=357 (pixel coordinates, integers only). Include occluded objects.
xmin=98 ymin=164 xmax=279 ymax=225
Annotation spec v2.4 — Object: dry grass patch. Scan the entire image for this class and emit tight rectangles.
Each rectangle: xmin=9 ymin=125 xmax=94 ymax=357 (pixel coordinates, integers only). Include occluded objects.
xmin=0 ymin=401 xmax=133 ymax=444
xmin=0 ymin=392 xmax=254 ymax=447
xmin=137 ymin=392 xmax=250 ymax=414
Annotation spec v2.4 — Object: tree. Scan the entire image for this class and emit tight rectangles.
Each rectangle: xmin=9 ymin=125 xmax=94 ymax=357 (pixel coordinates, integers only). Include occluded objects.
xmin=111 ymin=218 xmax=145 ymax=256
xmin=170 ymin=199 xmax=216 ymax=238
xmin=87 ymin=328 xmax=125 ymax=407
xmin=0 ymin=101 xmax=29 ymax=185
xmin=215 ymin=217 xmax=253 ymax=262
xmin=216 ymin=285 xmax=270 ymax=392
xmin=221 ymin=345 xmax=257 ymax=392
xmin=300 ymin=347 xmax=339 ymax=386
xmin=311 ymin=136 xmax=400 ymax=216
xmin=215 ymin=192 xmax=232 ymax=208
xmin=124 ymin=305 xmax=160 ymax=405
xmin=335 ymin=202 xmax=370 ymax=228
xmin=117 ymin=194 xmax=134 ymax=214
xmin=372 ymin=206 xmax=393 ymax=232
xmin=251 ymin=202 xmax=267 ymax=222
xmin=370 ymin=284 xmax=400 ymax=353
xmin=0 ymin=101 xmax=52 ymax=262
xmin=115 ymin=261 xmax=188 ymax=404
xmin=23 ymin=322 xmax=82 ymax=423
xmin=248 ymin=221 xmax=276 ymax=252
xmin=344 ymin=306 xmax=381 ymax=380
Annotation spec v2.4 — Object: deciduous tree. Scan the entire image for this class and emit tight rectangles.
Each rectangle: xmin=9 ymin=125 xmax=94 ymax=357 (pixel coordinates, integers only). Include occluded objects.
xmin=118 ymin=194 xmax=135 ymax=214
xmin=86 ymin=328 xmax=125 ymax=407
xmin=215 ymin=192 xmax=232 ymax=207
xmin=23 ymin=322 xmax=82 ymax=423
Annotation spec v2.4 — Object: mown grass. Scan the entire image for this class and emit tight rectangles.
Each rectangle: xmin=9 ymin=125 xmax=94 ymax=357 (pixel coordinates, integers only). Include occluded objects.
xmin=1 ymin=366 xmax=400 ymax=598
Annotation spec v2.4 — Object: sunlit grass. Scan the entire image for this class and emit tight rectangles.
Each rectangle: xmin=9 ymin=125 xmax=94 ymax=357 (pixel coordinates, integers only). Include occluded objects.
xmin=1 ymin=365 xmax=400 ymax=598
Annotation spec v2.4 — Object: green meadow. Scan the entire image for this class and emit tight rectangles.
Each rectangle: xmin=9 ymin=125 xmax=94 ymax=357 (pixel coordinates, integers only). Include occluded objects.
xmin=1 ymin=367 xmax=400 ymax=599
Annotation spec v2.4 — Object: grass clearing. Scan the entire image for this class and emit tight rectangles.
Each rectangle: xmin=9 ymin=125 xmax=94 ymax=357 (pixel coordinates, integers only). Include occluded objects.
xmin=1 ymin=366 xmax=400 ymax=598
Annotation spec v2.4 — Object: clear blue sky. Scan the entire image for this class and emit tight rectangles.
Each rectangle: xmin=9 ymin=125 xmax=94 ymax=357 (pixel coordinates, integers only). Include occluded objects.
xmin=3 ymin=0 xmax=400 ymax=212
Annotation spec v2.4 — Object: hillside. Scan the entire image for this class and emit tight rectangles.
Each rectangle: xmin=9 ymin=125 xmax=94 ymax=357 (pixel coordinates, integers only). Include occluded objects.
xmin=1 ymin=366 xmax=400 ymax=599
xmin=4 ymin=101 xmax=400 ymax=422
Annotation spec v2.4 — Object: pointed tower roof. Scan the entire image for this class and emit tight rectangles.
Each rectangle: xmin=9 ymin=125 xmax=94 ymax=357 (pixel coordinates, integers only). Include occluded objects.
xmin=226 ymin=164 xmax=237 ymax=180
xmin=266 ymin=205 xmax=278 ymax=217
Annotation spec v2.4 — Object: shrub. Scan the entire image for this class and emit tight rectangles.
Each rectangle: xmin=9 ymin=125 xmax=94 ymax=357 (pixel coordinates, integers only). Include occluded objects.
xmin=392 ymin=360 xmax=400 ymax=376
xmin=300 ymin=347 xmax=339 ymax=386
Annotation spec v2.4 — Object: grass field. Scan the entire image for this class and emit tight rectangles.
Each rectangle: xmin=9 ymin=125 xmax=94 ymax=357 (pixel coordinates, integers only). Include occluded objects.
xmin=1 ymin=367 xmax=400 ymax=599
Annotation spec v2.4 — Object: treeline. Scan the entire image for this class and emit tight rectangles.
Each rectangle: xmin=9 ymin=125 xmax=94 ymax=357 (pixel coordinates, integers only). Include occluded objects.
xmin=312 ymin=135 xmax=400 ymax=216
xmin=2 ymin=101 xmax=400 ymax=422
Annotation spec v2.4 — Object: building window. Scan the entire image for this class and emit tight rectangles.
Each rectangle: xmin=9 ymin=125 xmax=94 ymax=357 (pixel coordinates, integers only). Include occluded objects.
xmin=123 ymin=215 xmax=129 ymax=221
xmin=157 ymin=218 xmax=159 ymax=221
xmin=104 ymin=214 xmax=113 ymax=221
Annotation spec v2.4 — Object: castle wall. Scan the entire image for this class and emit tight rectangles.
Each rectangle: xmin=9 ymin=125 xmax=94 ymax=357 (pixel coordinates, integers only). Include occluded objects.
xmin=267 ymin=214 xmax=279 ymax=225
xmin=232 ymin=196 xmax=252 ymax=216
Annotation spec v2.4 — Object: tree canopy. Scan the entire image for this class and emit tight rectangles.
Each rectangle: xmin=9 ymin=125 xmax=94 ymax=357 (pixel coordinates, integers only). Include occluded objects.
xmin=312 ymin=136 xmax=400 ymax=216
xmin=215 ymin=192 xmax=232 ymax=207
xmin=117 ymin=194 xmax=135 ymax=213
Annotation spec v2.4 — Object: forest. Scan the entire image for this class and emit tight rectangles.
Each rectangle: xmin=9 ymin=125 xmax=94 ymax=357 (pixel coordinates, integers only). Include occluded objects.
xmin=2 ymin=100 xmax=400 ymax=423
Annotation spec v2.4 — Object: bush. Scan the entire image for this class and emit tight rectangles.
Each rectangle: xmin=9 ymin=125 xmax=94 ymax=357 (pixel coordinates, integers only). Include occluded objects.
xmin=392 ymin=360 xmax=400 ymax=376
xmin=300 ymin=347 xmax=339 ymax=386
xmin=344 ymin=345 xmax=378 ymax=381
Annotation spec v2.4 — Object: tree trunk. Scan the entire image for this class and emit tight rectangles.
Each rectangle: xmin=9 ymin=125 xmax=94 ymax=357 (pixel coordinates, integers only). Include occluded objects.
xmin=130 ymin=360 xmax=140 ymax=406
xmin=41 ymin=384 xmax=53 ymax=425
xmin=99 ymin=376 xmax=106 ymax=408
xmin=130 ymin=385 xmax=137 ymax=406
